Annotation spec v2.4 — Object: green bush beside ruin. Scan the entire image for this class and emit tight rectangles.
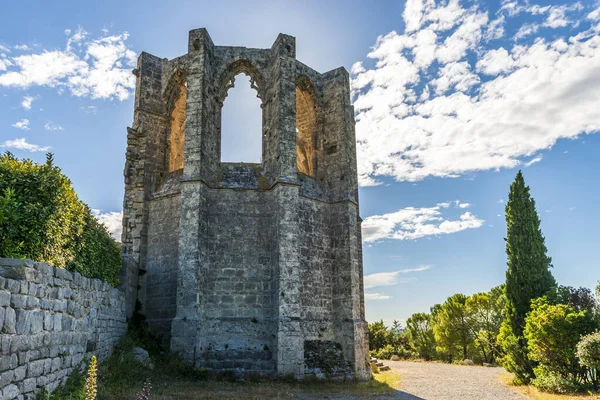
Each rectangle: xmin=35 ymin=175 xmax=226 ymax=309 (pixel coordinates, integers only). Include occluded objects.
xmin=0 ymin=152 xmax=121 ymax=285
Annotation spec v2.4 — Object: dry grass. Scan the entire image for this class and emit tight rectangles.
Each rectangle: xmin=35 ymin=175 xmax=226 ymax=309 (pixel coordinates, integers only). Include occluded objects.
xmin=499 ymin=373 xmax=600 ymax=400
xmin=106 ymin=371 xmax=402 ymax=400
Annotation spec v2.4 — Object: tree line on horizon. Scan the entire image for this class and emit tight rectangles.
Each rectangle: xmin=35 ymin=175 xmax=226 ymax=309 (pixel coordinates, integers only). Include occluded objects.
xmin=369 ymin=171 xmax=600 ymax=394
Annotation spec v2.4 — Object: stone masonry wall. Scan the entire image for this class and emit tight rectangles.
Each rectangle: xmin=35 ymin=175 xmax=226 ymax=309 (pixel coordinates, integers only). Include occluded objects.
xmin=0 ymin=258 xmax=127 ymax=400
xmin=144 ymin=192 xmax=180 ymax=348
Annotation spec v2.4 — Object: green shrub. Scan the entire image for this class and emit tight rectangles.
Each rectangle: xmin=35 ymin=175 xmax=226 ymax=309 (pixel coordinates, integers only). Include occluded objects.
xmin=530 ymin=365 xmax=582 ymax=394
xmin=0 ymin=152 xmax=121 ymax=285
xmin=524 ymin=297 xmax=596 ymax=391
xmin=370 ymin=344 xmax=413 ymax=360
xmin=576 ymin=331 xmax=600 ymax=389
xmin=368 ymin=320 xmax=414 ymax=360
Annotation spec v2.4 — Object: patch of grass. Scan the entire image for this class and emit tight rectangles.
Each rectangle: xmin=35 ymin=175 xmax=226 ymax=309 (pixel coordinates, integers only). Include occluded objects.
xmin=121 ymin=371 xmax=401 ymax=400
xmin=35 ymin=367 xmax=86 ymax=400
xmin=46 ymin=326 xmax=402 ymax=399
xmin=500 ymin=373 xmax=600 ymax=400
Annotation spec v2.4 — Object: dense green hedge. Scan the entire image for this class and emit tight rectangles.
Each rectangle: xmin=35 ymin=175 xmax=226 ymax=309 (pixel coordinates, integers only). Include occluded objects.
xmin=0 ymin=152 xmax=121 ymax=285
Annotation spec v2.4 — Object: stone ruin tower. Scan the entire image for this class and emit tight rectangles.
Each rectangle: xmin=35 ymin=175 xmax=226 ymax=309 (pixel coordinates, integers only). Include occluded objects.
xmin=121 ymin=28 xmax=369 ymax=380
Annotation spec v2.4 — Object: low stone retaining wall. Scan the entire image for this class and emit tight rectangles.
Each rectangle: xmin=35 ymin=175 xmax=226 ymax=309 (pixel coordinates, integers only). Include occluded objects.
xmin=0 ymin=258 xmax=127 ymax=399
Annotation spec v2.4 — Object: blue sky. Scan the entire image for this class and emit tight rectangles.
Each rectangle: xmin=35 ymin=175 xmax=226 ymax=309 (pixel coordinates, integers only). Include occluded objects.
xmin=1 ymin=0 xmax=599 ymax=326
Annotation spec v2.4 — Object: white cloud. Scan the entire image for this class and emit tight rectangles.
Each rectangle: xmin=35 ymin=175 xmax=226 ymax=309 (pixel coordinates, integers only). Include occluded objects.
xmin=14 ymin=44 xmax=31 ymax=51
xmin=543 ymin=3 xmax=583 ymax=28
xmin=11 ymin=119 xmax=30 ymax=130
xmin=0 ymin=58 xmax=11 ymax=72
xmin=0 ymin=28 xmax=136 ymax=101
xmin=0 ymin=45 xmax=10 ymax=53
xmin=44 ymin=122 xmax=63 ymax=131
xmin=485 ymin=15 xmax=506 ymax=41
xmin=352 ymin=0 xmax=600 ymax=185
xmin=589 ymin=6 xmax=600 ymax=21
xmin=1 ymin=138 xmax=50 ymax=152
xmin=365 ymin=293 xmax=392 ymax=301
xmin=476 ymin=47 xmax=514 ymax=75
xmin=514 ymin=23 xmax=540 ymax=40
xmin=362 ymin=201 xmax=483 ymax=242
xmin=524 ymin=154 xmax=543 ymax=167
xmin=21 ymin=95 xmax=35 ymax=110
xmin=432 ymin=61 xmax=480 ymax=94
xmin=364 ymin=266 xmax=430 ymax=289
xmin=92 ymin=210 xmax=123 ymax=241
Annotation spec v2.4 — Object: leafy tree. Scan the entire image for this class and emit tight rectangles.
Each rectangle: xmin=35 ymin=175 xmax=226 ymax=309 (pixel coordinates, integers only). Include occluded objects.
xmin=547 ymin=286 xmax=597 ymax=315
xmin=406 ymin=312 xmax=437 ymax=360
xmin=465 ymin=286 xmax=505 ymax=363
xmin=502 ymin=170 xmax=556 ymax=382
xmin=368 ymin=320 xmax=414 ymax=360
xmin=524 ymin=297 xmax=596 ymax=392
xmin=368 ymin=320 xmax=393 ymax=352
xmin=434 ymin=294 xmax=472 ymax=361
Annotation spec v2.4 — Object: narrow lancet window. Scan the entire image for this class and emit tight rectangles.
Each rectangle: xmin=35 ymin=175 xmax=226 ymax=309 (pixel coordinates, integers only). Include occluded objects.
xmin=168 ymin=81 xmax=186 ymax=172
xmin=296 ymin=85 xmax=316 ymax=176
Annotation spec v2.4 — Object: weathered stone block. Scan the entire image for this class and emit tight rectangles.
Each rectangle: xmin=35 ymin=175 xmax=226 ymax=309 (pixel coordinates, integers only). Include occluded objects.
xmin=22 ymin=377 xmax=35 ymax=393
xmin=9 ymin=295 xmax=26 ymax=310
xmin=0 ymin=292 xmax=10 ymax=307
xmin=27 ymin=359 xmax=45 ymax=378
xmin=12 ymin=366 xmax=25 ymax=382
xmin=1 ymin=383 xmax=19 ymax=400
xmin=2 ymin=308 xmax=15 ymax=334
xmin=0 ymin=369 xmax=14 ymax=389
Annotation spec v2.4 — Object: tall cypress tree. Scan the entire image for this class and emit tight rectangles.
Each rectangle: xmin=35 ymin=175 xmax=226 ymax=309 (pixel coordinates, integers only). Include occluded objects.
xmin=505 ymin=170 xmax=556 ymax=335
xmin=502 ymin=170 xmax=556 ymax=381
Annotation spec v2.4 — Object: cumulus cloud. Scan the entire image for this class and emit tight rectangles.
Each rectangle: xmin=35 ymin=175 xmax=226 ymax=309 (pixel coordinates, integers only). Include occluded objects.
xmin=365 ymin=293 xmax=392 ymax=301
xmin=21 ymin=95 xmax=35 ymax=110
xmin=0 ymin=28 xmax=136 ymax=100
xmin=11 ymin=119 xmax=30 ymax=130
xmin=44 ymin=122 xmax=63 ymax=131
xmin=1 ymin=138 xmax=50 ymax=152
xmin=0 ymin=60 xmax=9 ymax=72
xmin=362 ymin=201 xmax=484 ymax=242
xmin=92 ymin=210 xmax=123 ymax=241
xmin=364 ymin=266 xmax=430 ymax=289
xmin=352 ymin=0 xmax=600 ymax=185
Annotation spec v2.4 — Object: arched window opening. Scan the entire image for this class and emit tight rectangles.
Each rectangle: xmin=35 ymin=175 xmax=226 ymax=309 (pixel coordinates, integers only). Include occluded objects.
xmin=168 ymin=81 xmax=186 ymax=172
xmin=296 ymin=85 xmax=317 ymax=176
xmin=221 ymin=74 xmax=262 ymax=163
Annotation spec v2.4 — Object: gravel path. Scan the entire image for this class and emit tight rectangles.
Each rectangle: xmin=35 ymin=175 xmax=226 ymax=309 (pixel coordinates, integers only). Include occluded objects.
xmin=386 ymin=361 xmax=526 ymax=400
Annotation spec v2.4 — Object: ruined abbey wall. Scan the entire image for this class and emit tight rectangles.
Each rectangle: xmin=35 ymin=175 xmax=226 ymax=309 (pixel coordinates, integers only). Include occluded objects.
xmin=121 ymin=28 xmax=369 ymax=380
